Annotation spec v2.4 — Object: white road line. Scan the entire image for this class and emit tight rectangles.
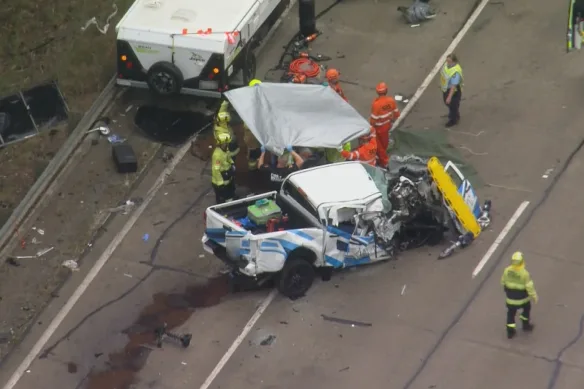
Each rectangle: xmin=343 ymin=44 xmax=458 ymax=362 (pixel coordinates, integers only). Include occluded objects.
xmin=1 ymin=130 xmax=203 ymax=389
xmin=472 ymin=201 xmax=530 ymax=278
xmin=392 ymin=0 xmax=493 ymax=129
xmin=199 ymin=290 xmax=277 ymax=389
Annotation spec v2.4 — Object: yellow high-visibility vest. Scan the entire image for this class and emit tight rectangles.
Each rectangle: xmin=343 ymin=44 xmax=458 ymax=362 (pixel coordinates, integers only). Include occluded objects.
xmin=440 ymin=63 xmax=463 ymax=93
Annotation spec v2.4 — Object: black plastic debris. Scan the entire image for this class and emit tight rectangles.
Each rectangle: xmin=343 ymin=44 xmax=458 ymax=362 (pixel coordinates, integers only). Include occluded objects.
xmin=321 ymin=314 xmax=372 ymax=327
xmin=134 ymin=105 xmax=213 ymax=147
xmin=0 ymin=81 xmax=68 ymax=146
xmin=260 ymin=335 xmax=276 ymax=346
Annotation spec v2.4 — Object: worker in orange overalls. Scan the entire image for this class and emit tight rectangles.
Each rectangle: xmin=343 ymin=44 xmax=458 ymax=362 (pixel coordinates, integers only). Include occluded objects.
xmin=340 ymin=128 xmax=377 ymax=166
xmin=370 ymin=82 xmax=400 ymax=168
xmin=325 ymin=68 xmax=348 ymax=102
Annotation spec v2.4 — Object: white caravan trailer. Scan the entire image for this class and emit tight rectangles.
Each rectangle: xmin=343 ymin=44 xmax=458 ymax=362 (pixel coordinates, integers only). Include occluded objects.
xmin=115 ymin=0 xmax=288 ymax=98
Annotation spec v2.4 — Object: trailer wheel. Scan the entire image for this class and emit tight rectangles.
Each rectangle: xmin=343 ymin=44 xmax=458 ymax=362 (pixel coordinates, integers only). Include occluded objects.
xmin=277 ymin=257 xmax=315 ymax=299
xmin=146 ymin=61 xmax=184 ymax=95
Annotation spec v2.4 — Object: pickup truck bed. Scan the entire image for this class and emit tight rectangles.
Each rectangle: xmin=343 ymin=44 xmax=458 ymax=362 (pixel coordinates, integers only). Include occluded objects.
xmin=205 ymin=192 xmax=314 ymax=236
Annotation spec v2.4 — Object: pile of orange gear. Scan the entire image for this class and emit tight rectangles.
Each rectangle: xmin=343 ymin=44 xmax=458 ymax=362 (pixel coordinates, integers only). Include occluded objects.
xmin=287 ymin=57 xmax=320 ymax=83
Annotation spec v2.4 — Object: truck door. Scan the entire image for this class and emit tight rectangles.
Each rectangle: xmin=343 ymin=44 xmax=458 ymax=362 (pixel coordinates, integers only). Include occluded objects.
xmin=323 ymin=206 xmax=378 ymax=268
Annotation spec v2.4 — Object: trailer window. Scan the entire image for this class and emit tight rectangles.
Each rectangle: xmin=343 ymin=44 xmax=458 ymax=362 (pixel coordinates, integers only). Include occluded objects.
xmin=282 ymin=181 xmax=318 ymax=219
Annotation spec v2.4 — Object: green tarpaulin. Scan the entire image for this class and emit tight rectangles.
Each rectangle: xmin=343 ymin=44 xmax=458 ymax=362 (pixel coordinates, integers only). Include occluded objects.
xmin=389 ymin=128 xmax=483 ymax=188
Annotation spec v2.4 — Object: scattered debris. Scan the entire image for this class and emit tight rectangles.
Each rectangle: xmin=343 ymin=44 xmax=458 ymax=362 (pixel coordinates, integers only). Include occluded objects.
xmin=0 ymin=332 xmax=11 ymax=344
xmin=279 ymin=321 xmax=289 ymax=325
xmin=86 ymin=118 xmax=111 ymax=136
xmin=154 ymin=323 xmax=192 ymax=348
xmin=321 ymin=314 xmax=372 ymax=327
xmin=105 ymin=199 xmax=136 ymax=214
xmin=94 ymin=353 xmax=103 ymax=358
xmin=125 ymin=105 xmax=134 ymax=113
xmin=7 ymin=247 xmax=55 ymax=263
xmin=395 ymin=95 xmax=404 ymax=102
xmin=542 ymin=168 xmax=554 ymax=179
xmin=401 ymin=284 xmax=407 ymax=295
xmin=181 ymin=361 xmax=187 ymax=365
xmin=81 ymin=4 xmax=119 ymax=34
xmin=123 ymin=273 xmax=133 ymax=278
xmin=67 ymin=362 xmax=78 ymax=374
xmin=142 ymin=233 xmax=150 ymax=242
xmin=398 ymin=0 xmax=437 ymax=24
xmin=339 ymin=366 xmax=350 ymax=372
xmin=410 ymin=24 xmax=421 ymax=27
xmin=439 ymin=232 xmax=474 ymax=260
xmin=31 ymin=237 xmax=40 ymax=244
xmin=62 ymin=260 xmax=79 ymax=271
xmin=198 ymin=254 xmax=205 ymax=258
xmin=162 ymin=151 xmax=174 ymax=163
xmin=153 ymin=221 xmax=165 ymax=226
xmin=260 ymin=335 xmax=276 ymax=346
xmin=107 ymin=134 xmax=125 ymax=144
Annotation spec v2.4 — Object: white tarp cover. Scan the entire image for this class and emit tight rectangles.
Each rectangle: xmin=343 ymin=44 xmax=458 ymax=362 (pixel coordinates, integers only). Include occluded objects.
xmin=224 ymin=83 xmax=370 ymax=156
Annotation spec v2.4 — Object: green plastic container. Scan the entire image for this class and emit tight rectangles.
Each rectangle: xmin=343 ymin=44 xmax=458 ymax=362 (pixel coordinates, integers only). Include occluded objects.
xmin=247 ymin=199 xmax=282 ymax=225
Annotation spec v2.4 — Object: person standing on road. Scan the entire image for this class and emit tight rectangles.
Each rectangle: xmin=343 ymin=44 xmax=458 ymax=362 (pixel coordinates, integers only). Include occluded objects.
xmin=325 ymin=68 xmax=348 ymax=102
xmin=370 ymin=82 xmax=400 ymax=168
xmin=440 ymin=53 xmax=463 ymax=127
xmin=214 ymin=111 xmax=240 ymax=157
xmin=211 ymin=133 xmax=236 ymax=204
xmin=501 ymin=251 xmax=538 ymax=339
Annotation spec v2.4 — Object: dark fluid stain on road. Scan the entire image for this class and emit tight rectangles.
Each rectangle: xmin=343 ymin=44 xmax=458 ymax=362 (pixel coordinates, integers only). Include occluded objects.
xmin=67 ymin=362 xmax=77 ymax=373
xmin=84 ymin=275 xmax=230 ymax=389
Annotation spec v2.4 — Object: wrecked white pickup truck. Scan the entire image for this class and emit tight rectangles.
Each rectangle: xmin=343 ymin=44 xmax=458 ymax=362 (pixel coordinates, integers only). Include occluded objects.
xmin=202 ymin=158 xmax=491 ymax=298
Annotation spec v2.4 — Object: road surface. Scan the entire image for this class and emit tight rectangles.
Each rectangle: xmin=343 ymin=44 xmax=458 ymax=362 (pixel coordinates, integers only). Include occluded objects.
xmin=2 ymin=0 xmax=584 ymax=388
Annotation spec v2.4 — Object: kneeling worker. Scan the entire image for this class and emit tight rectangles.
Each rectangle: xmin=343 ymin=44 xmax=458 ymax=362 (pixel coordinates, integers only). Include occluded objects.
xmin=340 ymin=128 xmax=377 ymax=166
xmin=214 ymin=111 xmax=240 ymax=157
xmin=258 ymin=145 xmax=305 ymax=191
xmin=211 ymin=133 xmax=236 ymax=204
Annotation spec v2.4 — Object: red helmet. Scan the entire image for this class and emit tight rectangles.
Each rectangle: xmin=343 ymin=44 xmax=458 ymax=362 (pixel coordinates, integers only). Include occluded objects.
xmin=326 ymin=68 xmax=340 ymax=82
xmin=376 ymin=82 xmax=388 ymax=95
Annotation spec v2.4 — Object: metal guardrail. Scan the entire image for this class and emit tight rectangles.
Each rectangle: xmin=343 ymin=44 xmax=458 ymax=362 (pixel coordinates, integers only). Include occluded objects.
xmin=0 ymin=77 xmax=118 ymax=253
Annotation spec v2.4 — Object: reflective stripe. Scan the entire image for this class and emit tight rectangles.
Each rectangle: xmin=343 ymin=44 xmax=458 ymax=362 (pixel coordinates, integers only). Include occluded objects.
xmin=373 ymin=119 xmax=391 ymax=126
xmin=519 ymin=315 xmax=529 ymax=321
xmin=506 ymin=297 xmax=531 ymax=305
xmin=507 ymin=323 xmax=516 ymax=328
xmin=363 ymin=158 xmax=376 ymax=166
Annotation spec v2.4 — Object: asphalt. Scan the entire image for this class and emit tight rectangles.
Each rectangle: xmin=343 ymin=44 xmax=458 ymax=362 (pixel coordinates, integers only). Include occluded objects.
xmin=3 ymin=0 xmax=584 ymax=388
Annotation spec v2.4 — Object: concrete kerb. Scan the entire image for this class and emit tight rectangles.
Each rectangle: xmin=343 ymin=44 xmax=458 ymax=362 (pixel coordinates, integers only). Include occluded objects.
xmin=0 ymin=77 xmax=119 ymax=254
xmin=0 ymin=0 xmax=298 ymax=258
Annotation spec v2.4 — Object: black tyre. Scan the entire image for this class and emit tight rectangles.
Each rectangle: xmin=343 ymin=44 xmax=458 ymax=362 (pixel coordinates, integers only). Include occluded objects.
xmin=146 ymin=61 xmax=184 ymax=96
xmin=277 ymin=258 xmax=315 ymax=299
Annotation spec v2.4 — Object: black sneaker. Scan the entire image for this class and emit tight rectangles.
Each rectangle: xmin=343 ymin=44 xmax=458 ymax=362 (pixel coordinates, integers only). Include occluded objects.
xmin=522 ymin=322 xmax=535 ymax=332
xmin=445 ymin=121 xmax=457 ymax=128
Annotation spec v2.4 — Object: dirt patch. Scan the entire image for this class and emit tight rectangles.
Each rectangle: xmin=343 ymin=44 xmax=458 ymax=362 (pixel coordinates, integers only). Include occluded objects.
xmin=85 ymin=275 xmax=231 ymax=389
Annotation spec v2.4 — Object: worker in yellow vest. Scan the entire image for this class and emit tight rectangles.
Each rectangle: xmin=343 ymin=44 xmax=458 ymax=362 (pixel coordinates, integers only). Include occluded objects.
xmin=501 ymin=252 xmax=538 ymax=339
xmin=439 ymin=53 xmax=463 ymax=127
xmin=211 ymin=133 xmax=236 ymax=204
xmin=214 ymin=111 xmax=239 ymax=157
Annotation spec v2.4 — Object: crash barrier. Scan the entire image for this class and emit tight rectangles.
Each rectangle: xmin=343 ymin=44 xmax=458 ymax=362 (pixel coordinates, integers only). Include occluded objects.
xmin=427 ymin=157 xmax=481 ymax=238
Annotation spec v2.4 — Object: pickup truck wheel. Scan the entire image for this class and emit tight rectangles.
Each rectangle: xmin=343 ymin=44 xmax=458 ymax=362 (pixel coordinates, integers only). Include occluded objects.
xmin=277 ymin=258 xmax=315 ymax=299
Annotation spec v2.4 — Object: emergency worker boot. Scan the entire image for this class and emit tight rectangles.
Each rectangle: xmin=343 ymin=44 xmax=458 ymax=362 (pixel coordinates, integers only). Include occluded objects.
xmin=521 ymin=321 xmax=535 ymax=332
xmin=507 ymin=326 xmax=517 ymax=339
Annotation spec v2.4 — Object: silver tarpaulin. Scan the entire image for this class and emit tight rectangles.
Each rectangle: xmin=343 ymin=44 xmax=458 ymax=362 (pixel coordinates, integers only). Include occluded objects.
xmin=224 ymin=83 xmax=370 ymax=156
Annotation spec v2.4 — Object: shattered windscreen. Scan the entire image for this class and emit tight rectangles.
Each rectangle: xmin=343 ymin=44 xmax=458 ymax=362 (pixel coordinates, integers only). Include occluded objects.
xmin=362 ymin=164 xmax=391 ymax=212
